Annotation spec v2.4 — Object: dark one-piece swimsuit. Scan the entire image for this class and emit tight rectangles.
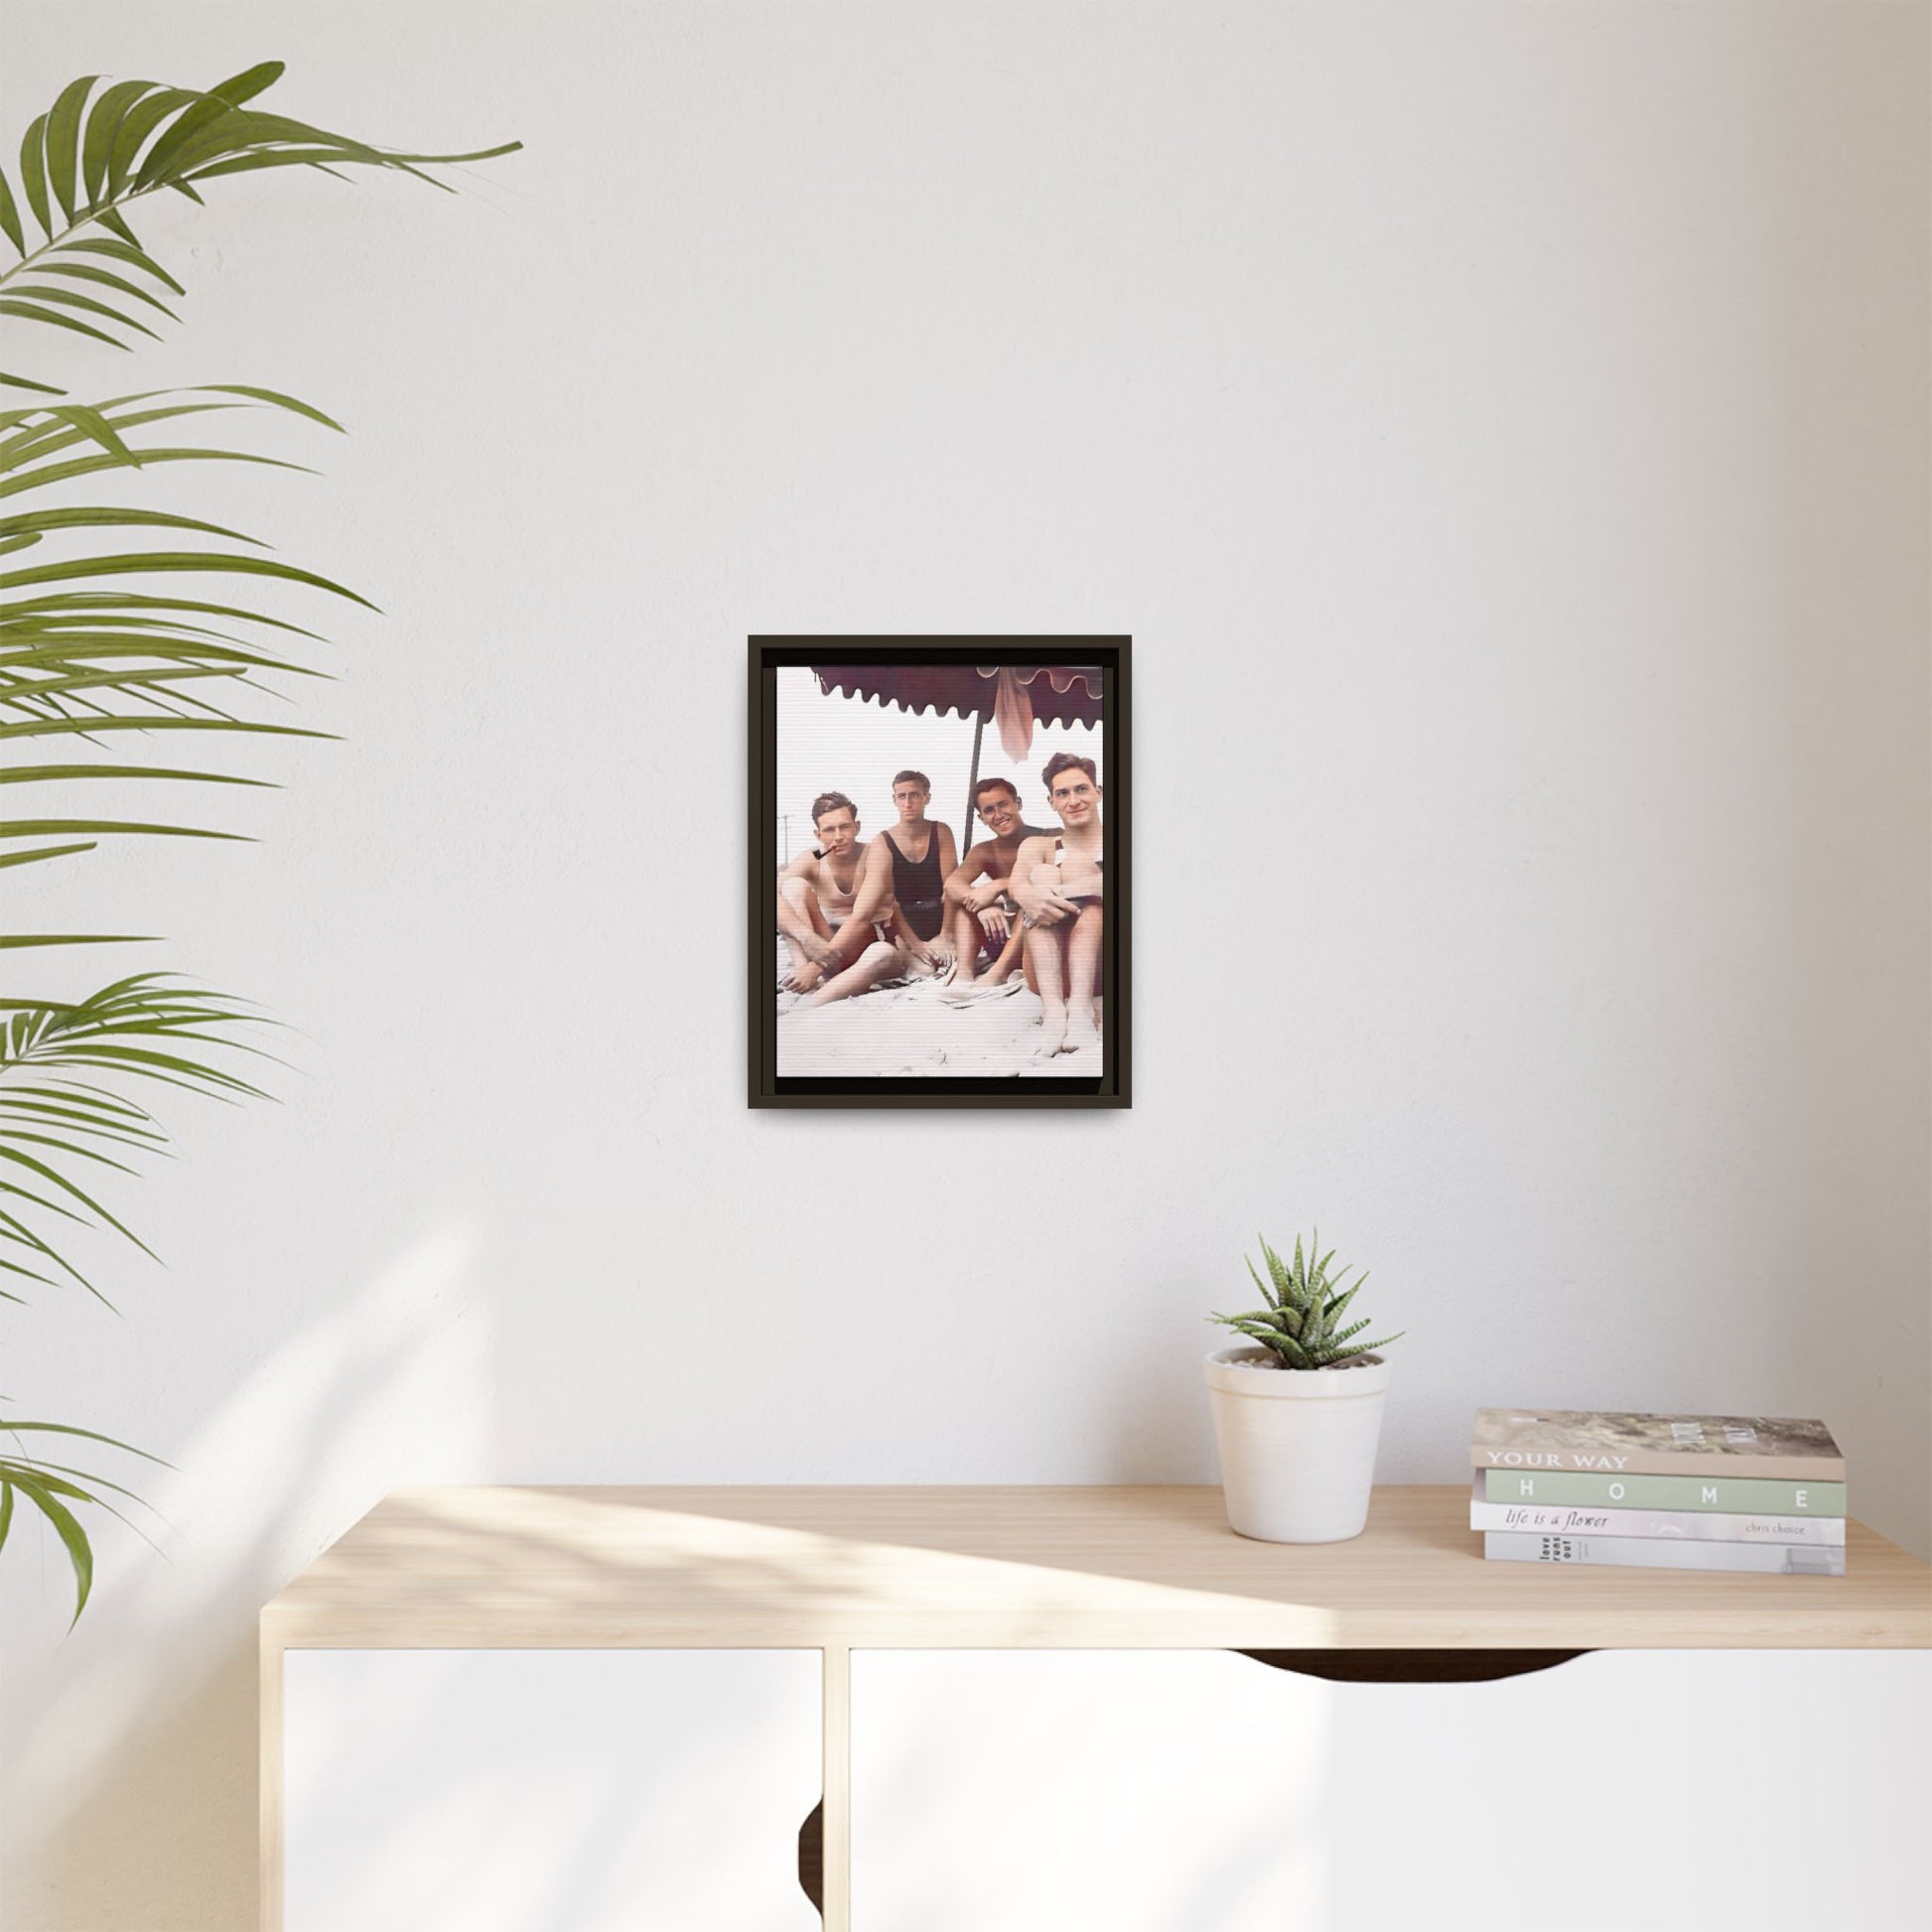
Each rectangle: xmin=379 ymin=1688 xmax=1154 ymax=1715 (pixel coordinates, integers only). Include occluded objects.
xmin=887 ymin=826 xmax=946 ymax=941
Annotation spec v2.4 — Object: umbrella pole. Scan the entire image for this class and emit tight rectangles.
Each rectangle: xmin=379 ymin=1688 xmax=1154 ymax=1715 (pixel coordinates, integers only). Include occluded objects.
xmin=961 ymin=712 xmax=985 ymax=862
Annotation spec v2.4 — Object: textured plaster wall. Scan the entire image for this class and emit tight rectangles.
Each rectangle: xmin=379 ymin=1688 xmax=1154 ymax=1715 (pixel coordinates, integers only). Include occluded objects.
xmin=3 ymin=3 xmax=1927 ymax=1927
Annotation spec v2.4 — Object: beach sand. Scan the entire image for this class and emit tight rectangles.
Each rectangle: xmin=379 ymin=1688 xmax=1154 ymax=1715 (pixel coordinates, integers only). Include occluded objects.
xmin=775 ymin=976 xmax=1103 ymax=1079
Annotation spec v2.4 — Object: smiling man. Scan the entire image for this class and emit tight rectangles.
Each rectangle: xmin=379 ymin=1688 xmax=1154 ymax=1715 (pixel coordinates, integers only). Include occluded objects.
xmin=1010 ymin=751 xmax=1105 ymax=1057
xmin=938 ymin=775 xmax=1044 ymax=1000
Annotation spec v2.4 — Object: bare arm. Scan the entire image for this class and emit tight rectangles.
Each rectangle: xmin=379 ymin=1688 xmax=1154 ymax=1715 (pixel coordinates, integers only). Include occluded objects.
xmin=944 ymin=842 xmax=998 ymax=905
xmin=849 ymin=836 xmax=896 ymax=925
xmin=1010 ymin=834 xmax=1078 ymax=927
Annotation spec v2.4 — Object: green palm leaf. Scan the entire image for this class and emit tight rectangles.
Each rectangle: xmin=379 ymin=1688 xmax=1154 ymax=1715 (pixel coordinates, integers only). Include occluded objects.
xmin=0 ymin=501 xmax=257 ymax=541
xmin=0 ymin=298 xmax=126 ymax=351
xmin=33 ymin=261 xmax=180 ymax=320
xmin=17 ymin=116 xmax=53 ymax=240
xmin=0 ymin=974 xmax=269 ymax=1293
xmin=1 ymin=1418 xmax=170 ymax=1621
xmin=1 ymin=64 xmax=517 ymax=390
xmin=79 ymin=81 xmax=157 ymax=207
xmin=0 ymin=168 xmax=24 ymax=255
xmin=0 ymin=387 xmax=348 ymax=945
xmin=4 ymin=1474 xmax=93 ymax=1621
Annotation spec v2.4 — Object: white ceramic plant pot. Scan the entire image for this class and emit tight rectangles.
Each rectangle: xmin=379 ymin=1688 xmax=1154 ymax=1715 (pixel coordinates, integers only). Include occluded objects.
xmin=1203 ymin=1346 xmax=1392 ymax=1544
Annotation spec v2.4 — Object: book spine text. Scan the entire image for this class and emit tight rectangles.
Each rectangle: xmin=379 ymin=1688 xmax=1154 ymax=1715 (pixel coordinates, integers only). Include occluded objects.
xmin=1469 ymin=1499 xmax=1845 ymax=1545
xmin=1481 ymin=1470 xmax=1846 ymax=1515
xmin=1483 ymin=1532 xmax=1845 ymax=1577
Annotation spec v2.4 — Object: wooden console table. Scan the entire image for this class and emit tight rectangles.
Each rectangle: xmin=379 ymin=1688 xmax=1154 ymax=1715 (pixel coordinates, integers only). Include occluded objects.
xmin=260 ymin=1484 xmax=1932 ymax=1930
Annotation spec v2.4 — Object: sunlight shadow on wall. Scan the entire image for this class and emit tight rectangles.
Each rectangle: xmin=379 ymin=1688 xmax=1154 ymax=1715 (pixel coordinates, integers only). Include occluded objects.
xmin=5 ymin=1221 xmax=489 ymax=1932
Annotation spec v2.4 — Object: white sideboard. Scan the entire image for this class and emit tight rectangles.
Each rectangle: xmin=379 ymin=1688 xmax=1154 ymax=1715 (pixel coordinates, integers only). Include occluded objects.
xmin=261 ymin=1486 xmax=1932 ymax=1930
xmin=850 ymin=1646 xmax=1932 ymax=1930
xmin=282 ymin=1648 xmax=821 ymax=1931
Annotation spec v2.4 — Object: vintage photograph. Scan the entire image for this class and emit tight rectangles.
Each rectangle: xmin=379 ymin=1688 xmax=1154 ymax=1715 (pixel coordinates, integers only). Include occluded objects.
xmin=748 ymin=639 xmax=1130 ymax=1106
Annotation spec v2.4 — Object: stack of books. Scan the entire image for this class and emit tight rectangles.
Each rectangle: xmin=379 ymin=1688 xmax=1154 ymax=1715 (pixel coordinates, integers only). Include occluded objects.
xmin=1469 ymin=1408 xmax=1846 ymax=1577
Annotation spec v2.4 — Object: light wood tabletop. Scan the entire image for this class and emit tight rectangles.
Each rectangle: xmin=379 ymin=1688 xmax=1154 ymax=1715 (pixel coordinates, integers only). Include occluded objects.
xmin=261 ymin=1483 xmax=1932 ymax=1651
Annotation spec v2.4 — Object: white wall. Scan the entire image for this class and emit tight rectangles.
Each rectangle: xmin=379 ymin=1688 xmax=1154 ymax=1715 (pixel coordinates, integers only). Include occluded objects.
xmin=4 ymin=3 xmax=1926 ymax=1926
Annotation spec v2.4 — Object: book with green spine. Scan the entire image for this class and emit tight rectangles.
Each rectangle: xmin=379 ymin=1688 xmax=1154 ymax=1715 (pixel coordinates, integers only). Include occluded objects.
xmin=1467 ymin=1476 xmax=1846 ymax=1545
xmin=1481 ymin=1468 xmax=1846 ymax=1515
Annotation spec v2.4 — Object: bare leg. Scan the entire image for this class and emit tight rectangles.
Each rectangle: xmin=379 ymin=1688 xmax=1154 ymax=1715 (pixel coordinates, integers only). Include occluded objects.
xmin=947 ymin=904 xmax=982 ymax=986
xmin=1063 ymin=902 xmax=1103 ymax=1052
xmin=945 ymin=916 xmax=1025 ymax=1002
xmin=1022 ymin=862 xmax=1068 ymax=1002
xmin=982 ymin=920 xmax=1024 ymax=987
xmin=1025 ymin=922 xmax=1069 ymax=1056
xmin=778 ymin=876 xmax=832 ymax=960
xmin=807 ymin=938 xmax=902 ymax=1007
xmin=778 ymin=879 xmax=833 ymax=989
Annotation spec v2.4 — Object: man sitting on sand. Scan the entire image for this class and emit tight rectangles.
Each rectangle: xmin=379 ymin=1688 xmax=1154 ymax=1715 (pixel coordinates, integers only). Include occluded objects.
xmin=867 ymin=769 xmax=958 ymax=969
xmin=1010 ymin=751 xmax=1104 ymax=1057
xmin=784 ymin=770 xmax=960 ymax=1007
xmin=775 ymin=790 xmax=875 ymax=996
xmin=939 ymin=775 xmax=1043 ymax=1001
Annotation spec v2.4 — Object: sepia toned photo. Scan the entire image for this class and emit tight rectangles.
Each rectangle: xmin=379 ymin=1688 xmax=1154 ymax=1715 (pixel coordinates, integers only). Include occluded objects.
xmin=748 ymin=639 xmax=1130 ymax=1106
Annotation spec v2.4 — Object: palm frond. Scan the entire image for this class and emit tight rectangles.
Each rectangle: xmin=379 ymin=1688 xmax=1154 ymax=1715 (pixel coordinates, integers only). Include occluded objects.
xmin=0 ymin=1416 xmax=171 ymax=1623
xmin=0 ymin=385 xmax=349 ymax=944
xmin=0 ymin=975 xmax=270 ymax=1303
xmin=1 ymin=64 xmax=518 ymax=392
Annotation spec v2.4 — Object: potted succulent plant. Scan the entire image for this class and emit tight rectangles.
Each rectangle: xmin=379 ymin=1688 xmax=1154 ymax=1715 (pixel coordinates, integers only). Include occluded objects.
xmin=1204 ymin=1233 xmax=1404 ymax=1544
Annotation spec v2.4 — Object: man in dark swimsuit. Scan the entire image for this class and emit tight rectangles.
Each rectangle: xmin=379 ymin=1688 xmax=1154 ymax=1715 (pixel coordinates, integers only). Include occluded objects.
xmin=877 ymin=767 xmax=957 ymax=961
xmin=805 ymin=768 xmax=959 ymax=1002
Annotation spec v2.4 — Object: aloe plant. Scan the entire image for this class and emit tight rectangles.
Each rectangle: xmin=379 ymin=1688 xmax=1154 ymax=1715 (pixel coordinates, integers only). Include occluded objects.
xmin=0 ymin=62 xmax=515 ymax=1620
xmin=1210 ymin=1232 xmax=1404 ymax=1370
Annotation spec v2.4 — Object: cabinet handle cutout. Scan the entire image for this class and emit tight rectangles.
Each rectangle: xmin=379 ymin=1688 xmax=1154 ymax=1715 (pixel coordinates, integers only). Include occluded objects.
xmin=797 ymin=1796 xmax=824 ymax=1917
xmin=1236 ymin=1648 xmax=1588 ymax=1684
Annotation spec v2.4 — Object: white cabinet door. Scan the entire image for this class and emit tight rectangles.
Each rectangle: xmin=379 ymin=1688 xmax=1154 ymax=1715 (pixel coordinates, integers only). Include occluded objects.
xmin=285 ymin=1648 xmax=822 ymax=1932
xmin=851 ymin=1649 xmax=1931 ymax=1932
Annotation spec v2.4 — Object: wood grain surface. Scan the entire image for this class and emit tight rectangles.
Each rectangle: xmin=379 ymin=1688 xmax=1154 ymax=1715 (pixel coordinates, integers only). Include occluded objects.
xmin=262 ymin=1484 xmax=1932 ymax=1651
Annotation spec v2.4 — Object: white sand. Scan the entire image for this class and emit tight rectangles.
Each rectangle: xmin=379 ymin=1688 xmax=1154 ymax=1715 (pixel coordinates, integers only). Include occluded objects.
xmin=775 ymin=977 xmax=1103 ymax=1080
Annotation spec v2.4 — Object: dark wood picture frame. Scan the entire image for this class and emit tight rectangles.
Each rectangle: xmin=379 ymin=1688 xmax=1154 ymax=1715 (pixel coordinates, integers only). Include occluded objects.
xmin=749 ymin=637 xmax=1131 ymax=1108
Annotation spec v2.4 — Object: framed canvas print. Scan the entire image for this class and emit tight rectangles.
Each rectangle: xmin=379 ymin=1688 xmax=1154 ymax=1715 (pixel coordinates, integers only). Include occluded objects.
xmin=749 ymin=637 xmax=1130 ymax=1108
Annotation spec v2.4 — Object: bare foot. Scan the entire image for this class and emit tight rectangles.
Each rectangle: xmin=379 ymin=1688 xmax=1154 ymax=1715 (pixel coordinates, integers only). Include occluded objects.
xmin=1064 ymin=1005 xmax=1099 ymax=1053
xmin=1035 ymin=1001 xmax=1068 ymax=1058
xmin=939 ymin=975 xmax=978 ymax=1003
xmin=784 ymin=961 xmax=825 ymax=994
